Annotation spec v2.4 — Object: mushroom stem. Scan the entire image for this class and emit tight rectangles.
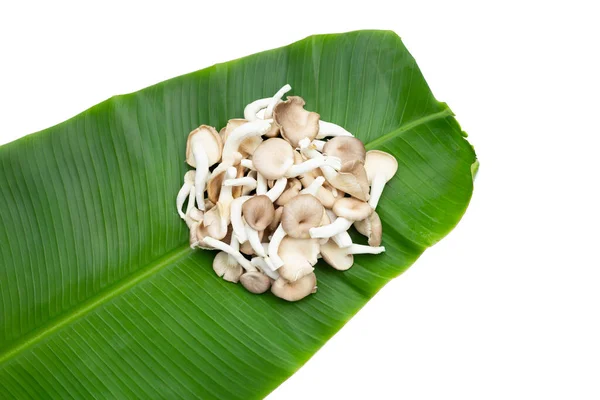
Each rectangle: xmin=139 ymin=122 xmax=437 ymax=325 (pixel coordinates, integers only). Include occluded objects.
xmin=316 ymin=120 xmax=353 ymax=139
xmin=268 ymin=224 xmax=286 ymax=269
xmin=256 ymin=173 xmax=268 ymax=195
xmin=230 ymin=196 xmax=251 ymax=243
xmin=347 ymin=244 xmax=386 ymax=254
xmin=285 ymin=156 xmax=342 ymax=177
xmin=176 ymin=170 xmax=195 ymax=219
xmin=245 ymin=223 xmax=266 ymax=257
xmin=240 ymin=159 xmax=255 ymax=170
xmin=224 ymin=176 xmax=257 ymax=189
xmin=251 ymin=257 xmax=280 ymax=280
xmin=203 ymin=237 xmax=256 ymax=272
xmin=332 ymin=231 xmax=353 ymax=248
xmin=311 ymin=140 xmax=326 ymax=151
xmin=368 ymin=174 xmax=387 ymax=209
xmin=300 ymin=176 xmax=325 ymax=196
xmin=244 ymin=98 xmax=271 ymax=121
xmin=300 ymin=145 xmax=339 ymax=180
xmin=309 ymin=217 xmax=353 ymax=239
xmin=218 ymin=167 xmax=237 ymax=204
xmin=266 ymin=177 xmax=287 ymax=202
xmin=192 ymin=143 xmax=210 ymax=210
xmin=264 ymin=84 xmax=292 ymax=119
xmin=229 ymin=235 xmax=240 ymax=264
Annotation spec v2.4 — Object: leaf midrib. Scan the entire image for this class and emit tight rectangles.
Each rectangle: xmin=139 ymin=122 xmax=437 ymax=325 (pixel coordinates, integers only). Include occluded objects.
xmin=0 ymin=106 xmax=452 ymax=367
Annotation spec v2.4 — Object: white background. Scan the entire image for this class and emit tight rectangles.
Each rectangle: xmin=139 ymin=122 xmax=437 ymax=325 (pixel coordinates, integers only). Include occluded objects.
xmin=1 ymin=1 xmax=599 ymax=398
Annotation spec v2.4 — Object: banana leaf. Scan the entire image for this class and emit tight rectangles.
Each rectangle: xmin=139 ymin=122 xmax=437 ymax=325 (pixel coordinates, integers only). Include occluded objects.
xmin=0 ymin=30 xmax=477 ymax=399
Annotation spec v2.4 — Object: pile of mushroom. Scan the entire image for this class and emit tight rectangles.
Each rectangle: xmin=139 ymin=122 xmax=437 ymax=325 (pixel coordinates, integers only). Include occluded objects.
xmin=176 ymin=84 xmax=398 ymax=301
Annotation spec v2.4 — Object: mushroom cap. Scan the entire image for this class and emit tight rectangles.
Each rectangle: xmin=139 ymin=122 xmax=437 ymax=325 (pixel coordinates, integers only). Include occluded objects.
xmin=354 ymin=211 xmax=382 ymax=247
xmin=240 ymin=271 xmax=271 ymax=294
xmin=207 ymin=171 xmax=224 ymax=204
xmin=323 ymin=136 xmax=366 ymax=165
xmin=275 ymin=179 xmax=302 ymax=206
xmin=332 ymin=197 xmax=372 ymax=221
xmin=273 ymin=96 xmax=320 ymax=147
xmin=281 ymin=194 xmax=324 ymax=238
xmin=252 ymin=138 xmax=295 ymax=180
xmin=327 ymin=160 xmax=370 ymax=201
xmin=364 ymin=150 xmax=398 ymax=183
xmin=300 ymin=174 xmax=336 ymax=208
xmin=271 ymin=272 xmax=317 ymax=302
xmin=213 ymin=251 xmax=243 ymax=283
xmin=277 ymin=237 xmax=319 ymax=282
xmin=202 ymin=203 xmax=229 ymax=240
xmin=242 ymin=195 xmax=275 ymax=231
xmin=320 ymin=239 xmax=354 ymax=271
xmin=186 ymin=125 xmax=223 ymax=167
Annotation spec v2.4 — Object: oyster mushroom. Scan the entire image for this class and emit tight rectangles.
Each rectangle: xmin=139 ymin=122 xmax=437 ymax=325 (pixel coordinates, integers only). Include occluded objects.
xmin=277 ymin=236 xmax=320 ymax=282
xmin=202 ymin=167 xmax=236 ymax=240
xmin=251 ymin=257 xmax=280 ymax=280
xmin=253 ymin=138 xmax=295 ymax=180
xmin=264 ymin=84 xmax=292 ymax=119
xmin=320 ymin=240 xmax=385 ymax=271
xmin=354 ymin=211 xmax=383 ymax=246
xmin=230 ymin=195 xmax=252 ymax=243
xmin=240 ymin=271 xmax=272 ymax=294
xmin=325 ymin=209 xmax=352 ymax=248
xmin=176 ymin=170 xmax=196 ymax=219
xmin=309 ymin=197 xmax=372 ymax=240
xmin=273 ymin=96 xmax=320 ymax=147
xmin=242 ymin=195 xmax=275 ymax=257
xmin=275 ymin=178 xmax=302 ymax=206
xmin=244 ymin=98 xmax=272 ymax=121
xmin=212 ymin=235 xmax=243 ymax=283
xmin=265 ymin=177 xmax=288 ymax=203
xmin=203 ymin=236 xmax=254 ymax=272
xmin=323 ymin=136 xmax=366 ymax=165
xmin=282 ymin=194 xmax=324 ymax=239
xmin=220 ymin=118 xmax=262 ymax=157
xmin=364 ymin=150 xmax=399 ymax=209
xmin=186 ymin=125 xmax=223 ymax=210
xmin=271 ymin=273 xmax=317 ymax=302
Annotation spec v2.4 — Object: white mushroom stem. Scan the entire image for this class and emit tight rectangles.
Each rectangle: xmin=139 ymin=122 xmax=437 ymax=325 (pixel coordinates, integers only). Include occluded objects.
xmin=229 ymin=235 xmax=240 ymax=264
xmin=224 ymin=176 xmax=257 ymax=189
xmin=230 ymin=196 xmax=251 ymax=243
xmin=300 ymin=176 xmax=325 ymax=196
xmin=347 ymin=244 xmax=386 ymax=254
xmin=176 ymin=170 xmax=195 ymax=219
xmin=244 ymin=98 xmax=271 ymax=121
xmin=309 ymin=217 xmax=353 ymax=239
xmin=256 ymin=173 xmax=268 ymax=195
xmin=268 ymin=224 xmax=286 ymax=269
xmin=266 ymin=177 xmax=287 ymax=202
xmin=203 ymin=237 xmax=256 ymax=272
xmin=368 ymin=174 xmax=388 ymax=209
xmin=264 ymin=84 xmax=292 ymax=119
xmin=245 ymin=222 xmax=266 ymax=257
xmin=184 ymin=185 xmax=198 ymax=228
xmin=332 ymin=232 xmax=353 ymax=248
xmin=285 ymin=156 xmax=342 ymax=177
xmin=300 ymin=144 xmax=340 ymax=181
xmin=316 ymin=120 xmax=353 ymax=139
xmin=218 ymin=167 xmax=237 ymax=205
xmin=240 ymin=159 xmax=255 ymax=170
xmin=251 ymin=257 xmax=280 ymax=280
xmin=191 ymin=139 xmax=210 ymax=210
xmin=311 ymin=140 xmax=326 ymax=151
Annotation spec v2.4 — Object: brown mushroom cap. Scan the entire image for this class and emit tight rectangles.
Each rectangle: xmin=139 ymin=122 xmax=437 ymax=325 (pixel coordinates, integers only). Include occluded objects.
xmin=320 ymin=239 xmax=354 ymax=271
xmin=332 ymin=197 xmax=372 ymax=221
xmin=364 ymin=150 xmax=399 ymax=183
xmin=299 ymin=174 xmax=336 ymax=208
xmin=281 ymin=194 xmax=324 ymax=238
xmin=240 ymin=271 xmax=271 ymax=294
xmin=327 ymin=160 xmax=370 ymax=201
xmin=207 ymin=171 xmax=225 ymax=204
xmin=242 ymin=195 xmax=275 ymax=231
xmin=323 ymin=136 xmax=366 ymax=165
xmin=273 ymin=96 xmax=320 ymax=147
xmin=271 ymin=272 xmax=317 ymax=302
xmin=213 ymin=252 xmax=243 ymax=283
xmin=186 ymin=125 xmax=223 ymax=167
xmin=354 ymin=211 xmax=382 ymax=247
xmin=277 ymin=237 xmax=320 ymax=282
xmin=252 ymin=138 xmax=295 ymax=180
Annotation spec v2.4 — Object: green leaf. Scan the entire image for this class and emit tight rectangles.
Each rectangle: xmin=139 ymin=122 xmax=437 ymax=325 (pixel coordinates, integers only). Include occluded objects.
xmin=0 ymin=30 xmax=476 ymax=399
